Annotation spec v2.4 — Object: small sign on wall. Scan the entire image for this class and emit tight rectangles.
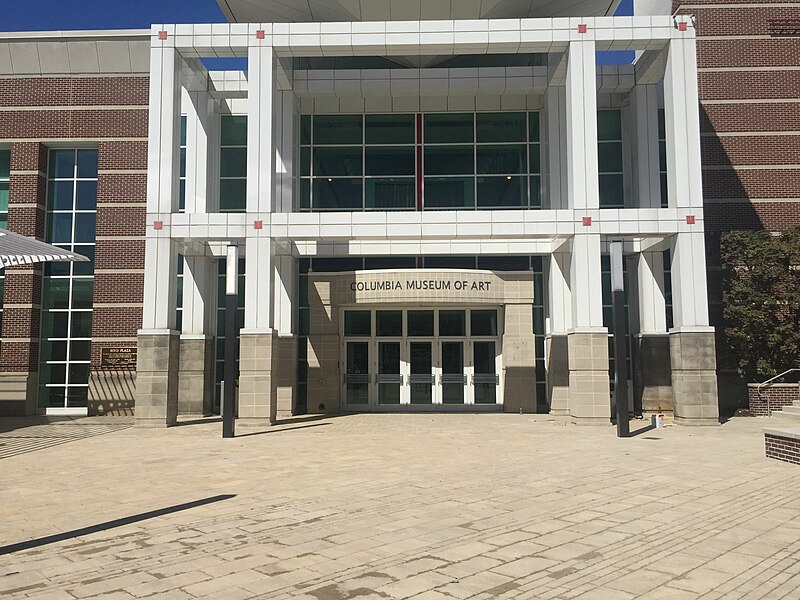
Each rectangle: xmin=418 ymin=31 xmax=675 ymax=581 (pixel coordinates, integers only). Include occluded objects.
xmin=100 ymin=347 xmax=137 ymax=368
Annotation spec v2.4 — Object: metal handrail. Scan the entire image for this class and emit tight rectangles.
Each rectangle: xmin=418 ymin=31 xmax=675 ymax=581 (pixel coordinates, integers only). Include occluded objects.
xmin=757 ymin=368 xmax=800 ymax=417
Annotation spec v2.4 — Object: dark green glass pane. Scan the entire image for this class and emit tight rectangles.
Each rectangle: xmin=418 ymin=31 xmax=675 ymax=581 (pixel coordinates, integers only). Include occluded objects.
xmin=220 ymin=147 xmax=247 ymax=177
xmin=220 ymin=179 xmax=246 ymax=212
xmin=658 ymin=109 xmax=666 ymax=140
xmin=179 ymin=180 xmax=186 ymax=211
xmin=43 ymin=278 xmax=70 ymax=309
xmin=70 ymin=340 xmax=91 ymax=361
xmin=72 ymin=279 xmax=93 ymax=309
xmin=298 ymin=276 xmax=308 ymax=306
xmin=70 ymin=312 xmax=93 ymax=338
xmin=424 ymin=177 xmax=474 ymax=209
xmin=300 ymin=179 xmax=311 ymax=209
xmin=47 ymin=213 xmax=72 ymax=243
xmin=299 ymin=308 xmax=309 ymax=335
xmin=408 ymin=310 xmax=434 ymax=337
xmin=376 ymin=311 xmax=402 ymax=337
xmin=344 ymin=310 xmax=371 ymax=336
xmin=42 ymin=311 xmax=69 ymax=338
xmin=477 ymin=256 xmax=529 ymax=271
xmin=476 ymin=112 xmax=526 ymax=142
xmin=312 ymin=178 xmax=362 ymax=210
xmin=424 ymin=146 xmax=473 ymax=175
xmin=38 ymin=386 xmax=64 ymax=408
xmin=471 ymin=310 xmax=497 ymax=336
xmin=365 ymin=147 xmax=414 ymax=176
xmin=473 ymin=341 xmax=496 ymax=374
xmin=477 ymin=176 xmax=527 ymax=208
xmin=40 ymin=340 xmax=67 ymax=362
xmin=0 ymin=149 xmax=10 ymax=179
xmin=364 ymin=256 xmax=416 ymax=270
xmin=365 ymin=114 xmax=415 ymax=144
xmin=48 ymin=181 xmax=74 ymax=211
xmin=365 ymin=178 xmax=415 ymax=210
xmin=313 ymin=115 xmax=362 ymax=145
xmin=40 ymin=363 xmax=67 ymax=385
xmin=660 ymin=173 xmax=668 ymax=208
xmin=533 ymin=306 xmax=545 ymax=333
xmin=221 ymin=115 xmax=248 ymax=146
xmin=313 ymin=147 xmax=362 ymax=176
xmin=529 ymin=112 xmax=541 ymax=142
xmin=51 ymin=150 xmax=75 ymax=179
xmin=300 ymin=114 xmax=311 ymax=145
xmin=46 ymin=255 xmax=71 ymax=276
xmin=0 ymin=213 xmax=7 ymax=229
xmin=597 ymin=110 xmax=622 ymax=141
xmin=439 ymin=310 xmax=465 ymax=336
xmin=312 ymin=257 xmax=363 ymax=272
xmin=425 ymin=256 xmax=475 ymax=269
xmin=66 ymin=387 xmax=88 ymax=408
xmin=529 ymin=144 xmax=541 ymax=174
xmin=530 ymin=176 xmax=542 ymax=208
xmin=0 ymin=182 xmax=8 ymax=212
xmin=300 ymin=147 xmax=310 ymax=176
xmin=598 ymin=142 xmax=623 ymax=173
xmin=659 ymin=141 xmax=667 ymax=172
xmin=74 ymin=213 xmax=96 ymax=243
xmin=599 ymin=174 xmax=624 ymax=207
xmin=476 ymin=145 xmax=526 ymax=174
xmin=75 ymin=181 xmax=97 ymax=211
xmin=72 ymin=245 xmax=94 ymax=276
xmin=69 ymin=364 xmax=90 ymax=385
xmin=179 ymin=148 xmax=186 ymax=177
xmin=180 ymin=115 xmax=187 ymax=146
xmin=77 ymin=150 xmax=98 ymax=179
xmin=424 ymin=113 xmax=473 ymax=144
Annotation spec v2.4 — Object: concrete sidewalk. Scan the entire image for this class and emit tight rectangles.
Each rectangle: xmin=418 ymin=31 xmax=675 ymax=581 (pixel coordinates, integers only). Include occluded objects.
xmin=1 ymin=414 xmax=798 ymax=599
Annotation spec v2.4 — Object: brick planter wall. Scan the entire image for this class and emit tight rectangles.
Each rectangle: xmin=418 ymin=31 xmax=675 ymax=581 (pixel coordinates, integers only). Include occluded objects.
xmin=748 ymin=384 xmax=799 ymax=416
xmin=765 ymin=432 xmax=800 ymax=465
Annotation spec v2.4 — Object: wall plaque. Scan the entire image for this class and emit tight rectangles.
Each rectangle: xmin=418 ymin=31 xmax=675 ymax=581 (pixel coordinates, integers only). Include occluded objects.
xmin=100 ymin=347 xmax=137 ymax=368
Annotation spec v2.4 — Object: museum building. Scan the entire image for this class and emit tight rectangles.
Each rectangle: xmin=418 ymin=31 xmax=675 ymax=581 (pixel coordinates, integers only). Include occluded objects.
xmin=0 ymin=0 xmax=798 ymax=426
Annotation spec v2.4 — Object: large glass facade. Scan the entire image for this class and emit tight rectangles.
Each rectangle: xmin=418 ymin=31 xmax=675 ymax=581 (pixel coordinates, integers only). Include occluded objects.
xmin=39 ymin=149 xmax=97 ymax=409
xmin=219 ymin=115 xmax=247 ymax=212
xmin=298 ymin=112 xmax=542 ymax=211
xmin=0 ymin=149 xmax=9 ymax=337
xmin=598 ymin=110 xmax=624 ymax=208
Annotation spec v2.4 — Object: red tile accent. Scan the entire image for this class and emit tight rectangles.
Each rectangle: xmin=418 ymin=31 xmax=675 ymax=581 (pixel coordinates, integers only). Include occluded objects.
xmin=678 ymin=22 xmax=688 ymax=32
xmin=256 ymin=30 xmax=265 ymax=39
xmin=582 ymin=217 xmax=592 ymax=226
xmin=686 ymin=215 xmax=696 ymax=225
xmin=578 ymin=24 xmax=588 ymax=34
xmin=153 ymin=220 xmax=163 ymax=230
xmin=254 ymin=220 xmax=263 ymax=230
xmin=158 ymin=31 xmax=168 ymax=40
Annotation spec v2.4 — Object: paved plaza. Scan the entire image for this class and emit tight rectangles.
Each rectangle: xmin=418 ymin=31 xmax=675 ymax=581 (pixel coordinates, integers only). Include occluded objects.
xmin=1 ymin=414 xmax=799 ymax=600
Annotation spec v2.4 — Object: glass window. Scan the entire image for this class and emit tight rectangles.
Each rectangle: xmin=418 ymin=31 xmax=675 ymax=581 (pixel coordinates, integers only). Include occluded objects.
xmin=598 ymin=110 xmax=622 ymax=141
xmin=471 ymin=310 xmax=498 ymax=336
xmin=476 ymin=112 xmax=526 ymax=143
xmin=365 ymin=114 xmax=414 ymax=144
xmin=314 ymin=147 xmax=362 ymax=176
xmin=365 ymin=178 xmax=415 ymax=210
xmin=312 ymin=178 xmax=363 ymax=210
xmin=439 ymin=310 xmax=466 ymax=336
xmin=424 ymin=113 xmax=473 ymax=144
xmin=376 ymin=311 xmax=403 ymax=337
xmin=477 ymin=145 xmax=526 ymax=174
xmin=424 ymin=146 xmax=473 ymax=175
xmin=365 ymin=147 xmax=414 ymax=176
xmin=300 ymin=114 xmax=311 ymax=145
xmin=220 ymin=147 xmax=247 ymax=178
xmin=597 ymin=110 xmax=624 ymax=208
xmin=344 ymin=310 xmax=371 ymax=336
xmin=423 ymin=177 xmax=474 ymax=209
xmin=407 ymin=310 xmax=434 ymax=337
xmin=220 ymin=179 xmax=247 ymax=212
xmin=76 ymin=150 xmax=98 ymax=179
xmin=220 ymin=115 xmax=248 ymax=145
xmin=424 ymin=256 xmax=476 ymax=269
xmin=477 ymin=176 xmax=527 ymax=209
xmin=313 ymin=115 xmax=362 ymax=145
xmin=219 ymin=115 xmax=247 ymax=213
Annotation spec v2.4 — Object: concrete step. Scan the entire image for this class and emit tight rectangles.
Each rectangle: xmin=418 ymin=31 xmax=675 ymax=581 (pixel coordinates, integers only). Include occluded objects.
xmin=781 ymin=406 xmax=800 ymax=416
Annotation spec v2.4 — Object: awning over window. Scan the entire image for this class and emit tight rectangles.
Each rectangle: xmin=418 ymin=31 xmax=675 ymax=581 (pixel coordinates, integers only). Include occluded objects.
xmin=0 ymin=229 xmax=89 ymax=269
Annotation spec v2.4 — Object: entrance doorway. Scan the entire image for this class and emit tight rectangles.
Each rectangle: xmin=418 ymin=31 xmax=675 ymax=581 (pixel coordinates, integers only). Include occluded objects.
xmin=342 ymin=308 xmax=502 ymax=410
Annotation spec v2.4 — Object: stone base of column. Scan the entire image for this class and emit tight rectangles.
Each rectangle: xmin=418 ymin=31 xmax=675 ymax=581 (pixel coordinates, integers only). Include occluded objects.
xmin=134 ymin=331 xmax=180 ymax=427
xmin=0 ymin=372 xmax=38 ymax=416
xmin=502 ymin=304 xmax=537 ymax=413
xmin=273 ymin=335 xmax=297 ymax=420
xmin=670 ymin=329 xmax=719 ymax=426
xmin=238 ymin=330 xmax=277 ymax=426
xmin=546 ymin=335 xmax=570 ymax=415
xmin=568 ymin=330 xmax=611 ymax=423
xmin=632 ymin=333 xmax=673 ymax=412
xmin=306 ymin=333 xmax=341 ymax=415
xmin=88 ymin=370 xmax=136 ymax=416
xmin=177 ymin=335 xmax=214 ymax=418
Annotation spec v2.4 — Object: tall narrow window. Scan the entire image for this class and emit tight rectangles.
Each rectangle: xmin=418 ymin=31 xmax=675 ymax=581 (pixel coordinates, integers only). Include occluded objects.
xmin=40 ymin=149 xmax=97 ymax=410
xmin=598 ymin=110 xmax=624 ymax=208
xmin=179 ymin=115 xmax=187 ymax=211
xmin=0 ymin=149 xmax=10 ymax=336
xmin=658 ymin=108 xmax=667 ymax=208
xmin=214 ymin=257 xmax=245 ymax=410
xmin=219 ymin=115 xmax=247 ymax=212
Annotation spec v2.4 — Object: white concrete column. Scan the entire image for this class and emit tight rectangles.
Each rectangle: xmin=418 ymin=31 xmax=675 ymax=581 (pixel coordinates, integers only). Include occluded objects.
xmin=570 ymin=235 xmax=604 ymax=329
xmin=664 ymin=36 xmax=703 ymax=209
xmin=181 ymin=256 xmax=215 ymax=335
xmin=273 ymin=254 xmax=296 ymax=336
xmin=670 ymin=232 xmax=710 ymax=329
xmin=637 ymin=251 xmax=667 ymax=333
xmin=632 ymin=84 xmax=662 ymax=209
xmin=275 ymin=89 xmax=296 ymax=213
xmin=244 ymin=237 xmax=272 ymax=331
xmin=566 ymin=39 xmax=599 ymax=210
xmin=142 ymin=237 xmax=178 ymax=331
xmin=247 ymin=42 xmax=276 ymax=213
xmin=544 ymin=86 xmax=568 ymax=210
xmin=547 ymin=252 xmax=572 ymax=334
xmin=183 ymin=89 xmax=215 ymax=214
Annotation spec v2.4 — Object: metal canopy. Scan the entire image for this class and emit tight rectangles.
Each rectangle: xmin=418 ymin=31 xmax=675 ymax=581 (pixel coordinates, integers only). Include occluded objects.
xmin=217 ymin=0 xmax=623 ymax=23
xmin=0 ymin=229 xmax=89 ymax=269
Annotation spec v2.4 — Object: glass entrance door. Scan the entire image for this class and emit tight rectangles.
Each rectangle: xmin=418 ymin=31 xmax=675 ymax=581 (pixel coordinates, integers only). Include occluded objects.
xmin=440 ymin=341 xmax=465 ymax=404
xmin=378 ymin=342 xmax=401 ymax=404
xmin=473 ymin=341 xmax=498 ymax=404
xmin=345 ymin=341 xmax=370 ymax=405
xmin=409 ymin=342 xmax=434 ymax=404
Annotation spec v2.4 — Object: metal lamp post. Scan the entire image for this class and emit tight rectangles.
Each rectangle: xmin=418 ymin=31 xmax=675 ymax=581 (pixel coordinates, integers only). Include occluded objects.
xmin=222 ymin=244 xmax=238 ymax=438
xmin=610 ymin=240 xmax=630 ymax=438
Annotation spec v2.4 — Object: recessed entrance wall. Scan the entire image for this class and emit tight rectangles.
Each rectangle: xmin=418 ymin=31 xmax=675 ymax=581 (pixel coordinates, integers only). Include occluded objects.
xmin=305 ymin=269 xmax=536 ymax=414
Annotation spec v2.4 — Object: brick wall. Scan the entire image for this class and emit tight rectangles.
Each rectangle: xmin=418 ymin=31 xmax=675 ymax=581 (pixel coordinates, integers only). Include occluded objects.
xmin=765 ymin=433 xmax=800 ymax=465
xmin=748 ymin=384 xmax=800 ymax=416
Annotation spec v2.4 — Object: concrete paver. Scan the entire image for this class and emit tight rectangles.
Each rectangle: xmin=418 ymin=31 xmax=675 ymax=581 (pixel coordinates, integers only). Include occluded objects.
xmin=1 ymin=414 xmax=799 ymax=599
